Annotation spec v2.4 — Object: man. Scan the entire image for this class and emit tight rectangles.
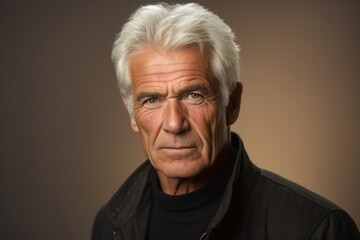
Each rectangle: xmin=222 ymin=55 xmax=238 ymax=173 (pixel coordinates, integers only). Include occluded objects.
xmin=92 ymin=3 xmax=359 ymax=240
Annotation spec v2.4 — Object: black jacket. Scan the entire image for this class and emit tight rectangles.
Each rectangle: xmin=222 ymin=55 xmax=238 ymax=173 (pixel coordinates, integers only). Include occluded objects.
xmin=92 ymin=133 xmax=360 ymax=240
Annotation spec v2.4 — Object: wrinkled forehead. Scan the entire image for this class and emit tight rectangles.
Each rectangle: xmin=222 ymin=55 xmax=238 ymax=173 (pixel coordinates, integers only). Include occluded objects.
xmin=134 ymin=79 xmax=214 ymax=100
xmin=128 ymin=46 xmax=216 ymax=89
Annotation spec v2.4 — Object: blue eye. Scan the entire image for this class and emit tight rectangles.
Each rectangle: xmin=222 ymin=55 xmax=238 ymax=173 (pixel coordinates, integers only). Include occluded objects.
xmin=144 ymin=97 xmax=159 ymax=105
xmin=188 ymin=93 xmax=201 ymax=99
xmin=184 ymin=93 xmax=204 ymax=104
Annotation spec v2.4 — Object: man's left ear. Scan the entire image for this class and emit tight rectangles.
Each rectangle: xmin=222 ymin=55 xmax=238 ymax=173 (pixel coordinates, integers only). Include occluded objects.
xmin=226 ymin=82 xmax=243 ymax=125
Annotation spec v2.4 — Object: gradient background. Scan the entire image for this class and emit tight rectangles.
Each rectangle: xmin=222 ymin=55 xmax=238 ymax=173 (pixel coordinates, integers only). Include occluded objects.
xmin=1 ymin=1 xmax=359 ymax=239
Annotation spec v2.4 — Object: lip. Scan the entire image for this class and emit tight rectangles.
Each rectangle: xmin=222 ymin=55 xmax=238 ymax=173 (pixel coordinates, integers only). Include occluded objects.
xmin=160 ymin=146 xmax=196 ymax=151
xmin=159 ymin=147 xmax=197 ymax=158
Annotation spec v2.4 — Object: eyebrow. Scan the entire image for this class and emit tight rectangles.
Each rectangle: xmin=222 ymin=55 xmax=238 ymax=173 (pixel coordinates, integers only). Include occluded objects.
xmin=176 ymin=84 xmax=210 ymax=96
xmin=135 ymin=91 xmax=165 ymax=102
xmin=135 ymin=84 xmax=210 ymax=102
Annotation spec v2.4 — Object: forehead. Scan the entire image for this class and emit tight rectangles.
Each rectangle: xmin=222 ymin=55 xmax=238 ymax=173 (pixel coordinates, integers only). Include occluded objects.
xmin=128 ymin=47 xmax=211 ymax=89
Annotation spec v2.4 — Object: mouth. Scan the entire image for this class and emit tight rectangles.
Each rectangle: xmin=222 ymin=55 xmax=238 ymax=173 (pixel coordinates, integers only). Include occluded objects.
xmin=161 ymin=146 xmax=196 ymax=151
xmin=160 ymin=145 xmax=197 ymax=151
xmin=159 ymin=146 xmax=197 ymax=159
xmin=162 ymin=146 xmax=195 ymax=149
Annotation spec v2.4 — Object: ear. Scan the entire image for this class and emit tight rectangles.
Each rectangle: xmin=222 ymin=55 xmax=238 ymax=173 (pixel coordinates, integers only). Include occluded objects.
xmin=226 ymin=82 xmax=242 ymax=125
xmin=121 ymin=95 xmax=139 ymax=132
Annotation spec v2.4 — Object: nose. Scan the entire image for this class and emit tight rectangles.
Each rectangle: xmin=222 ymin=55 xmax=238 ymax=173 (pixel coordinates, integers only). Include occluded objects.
xmin=162 ymin=100 xmax=190 ymax=134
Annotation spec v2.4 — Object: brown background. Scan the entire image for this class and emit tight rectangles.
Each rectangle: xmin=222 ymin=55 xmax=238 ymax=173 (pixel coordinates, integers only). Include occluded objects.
xmin=1 ymin=1 xmax=359 ymax=239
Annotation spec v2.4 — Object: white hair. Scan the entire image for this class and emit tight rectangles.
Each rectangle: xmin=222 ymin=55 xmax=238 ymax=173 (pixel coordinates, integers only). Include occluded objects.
xmin=111 ymin=3 xmax=240 ymax=115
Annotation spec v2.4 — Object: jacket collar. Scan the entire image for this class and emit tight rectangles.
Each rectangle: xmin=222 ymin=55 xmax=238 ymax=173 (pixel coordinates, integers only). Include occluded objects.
xmin=206 ymin=132 xmax=260 ymax=234
xmin=106 ymin=160 xmax=154 ymax=238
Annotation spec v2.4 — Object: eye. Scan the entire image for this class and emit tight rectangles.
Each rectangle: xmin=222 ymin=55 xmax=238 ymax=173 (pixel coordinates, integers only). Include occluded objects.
xmin=188 ymin=93 xmax=202 ymax=100
xmin=144 ymin=97 xmax=159 ymax=105
xmin=184 ymin=92 xmax=204 ymax=104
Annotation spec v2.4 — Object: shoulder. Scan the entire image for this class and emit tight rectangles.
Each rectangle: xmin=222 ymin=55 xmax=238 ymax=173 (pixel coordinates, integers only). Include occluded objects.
xmin=107 ymin=160 xmax=153 ymax=222
xmin=91 ymin=206 xmax=113 ymax=240
xmin=259 ymin=169 xmax=337 ymax=211
xmin=91 ymin=161 xmax=154 ymax=240
xmin=310 ymin=210 xmax=360 ymax=239
xmin=250 ymin=169 xmax=359 ymax=238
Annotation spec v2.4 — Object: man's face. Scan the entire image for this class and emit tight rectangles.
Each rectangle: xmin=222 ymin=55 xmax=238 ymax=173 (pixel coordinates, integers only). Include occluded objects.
xmin=127 ymin=47 xmax=236 ymax=181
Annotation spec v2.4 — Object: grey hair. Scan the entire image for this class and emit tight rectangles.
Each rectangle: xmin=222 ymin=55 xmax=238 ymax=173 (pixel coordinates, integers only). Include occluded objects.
xmin=111 ymin=3 xmax=240 ymax=115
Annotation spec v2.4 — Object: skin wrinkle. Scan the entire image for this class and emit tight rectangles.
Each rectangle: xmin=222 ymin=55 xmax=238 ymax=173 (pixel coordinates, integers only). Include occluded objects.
xmin=135 ymin=80 xmax=212 ymax=107
xmin=127 ymin=47 xmax=240 ymax=195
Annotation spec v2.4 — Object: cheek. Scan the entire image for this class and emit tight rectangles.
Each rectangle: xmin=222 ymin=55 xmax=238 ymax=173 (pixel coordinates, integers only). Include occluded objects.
xmin=134 ymin=112 xmax=160 ymax=159
xmin=189 ymin=105 xmax=221 ymax=141
xmin=204 ymin=105 xmax=228 ymax=146
xmin=202 ymin=103 xmax=226 ymax=129
xmin=135 ymin=110 xmax=163 ymax=140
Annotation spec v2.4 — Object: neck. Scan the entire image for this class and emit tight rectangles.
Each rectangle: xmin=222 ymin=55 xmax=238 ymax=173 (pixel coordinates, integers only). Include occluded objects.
xmin=157 ymin=143 xmax=232 ymax=195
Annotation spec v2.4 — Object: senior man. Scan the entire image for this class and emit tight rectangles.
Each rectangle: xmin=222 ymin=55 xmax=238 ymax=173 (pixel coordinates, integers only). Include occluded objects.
xmin=92 ymin=3 xmax=359 ymax=240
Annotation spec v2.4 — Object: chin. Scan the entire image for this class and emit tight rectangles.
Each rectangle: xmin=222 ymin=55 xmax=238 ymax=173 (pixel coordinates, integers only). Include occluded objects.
xmin=158 ymin=162 xmax=205 ymax=179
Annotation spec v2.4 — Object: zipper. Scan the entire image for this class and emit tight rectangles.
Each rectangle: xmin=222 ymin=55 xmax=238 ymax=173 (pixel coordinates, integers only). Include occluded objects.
xmin=113 ymin=231 xmax=120 ymax=240
xmin=199 ymin=232 xmax=209 ymax=240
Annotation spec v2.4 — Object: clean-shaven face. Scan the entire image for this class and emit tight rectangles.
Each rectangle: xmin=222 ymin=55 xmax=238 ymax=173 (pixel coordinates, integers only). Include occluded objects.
xmin=127 ymin=47 xmax=231 ymax=183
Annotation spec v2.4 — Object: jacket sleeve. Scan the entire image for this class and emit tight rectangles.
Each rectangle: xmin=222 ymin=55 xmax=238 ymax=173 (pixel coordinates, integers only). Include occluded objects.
xmin=91 ymin=206 xmax=114 ymax=240
xmin=310 ymin=210 xmax=360 ymax=240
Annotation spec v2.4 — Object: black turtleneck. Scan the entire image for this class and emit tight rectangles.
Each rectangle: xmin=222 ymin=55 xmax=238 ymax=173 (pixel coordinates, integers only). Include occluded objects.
xmin=147 ymin=148 xmax=236 ymax=240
